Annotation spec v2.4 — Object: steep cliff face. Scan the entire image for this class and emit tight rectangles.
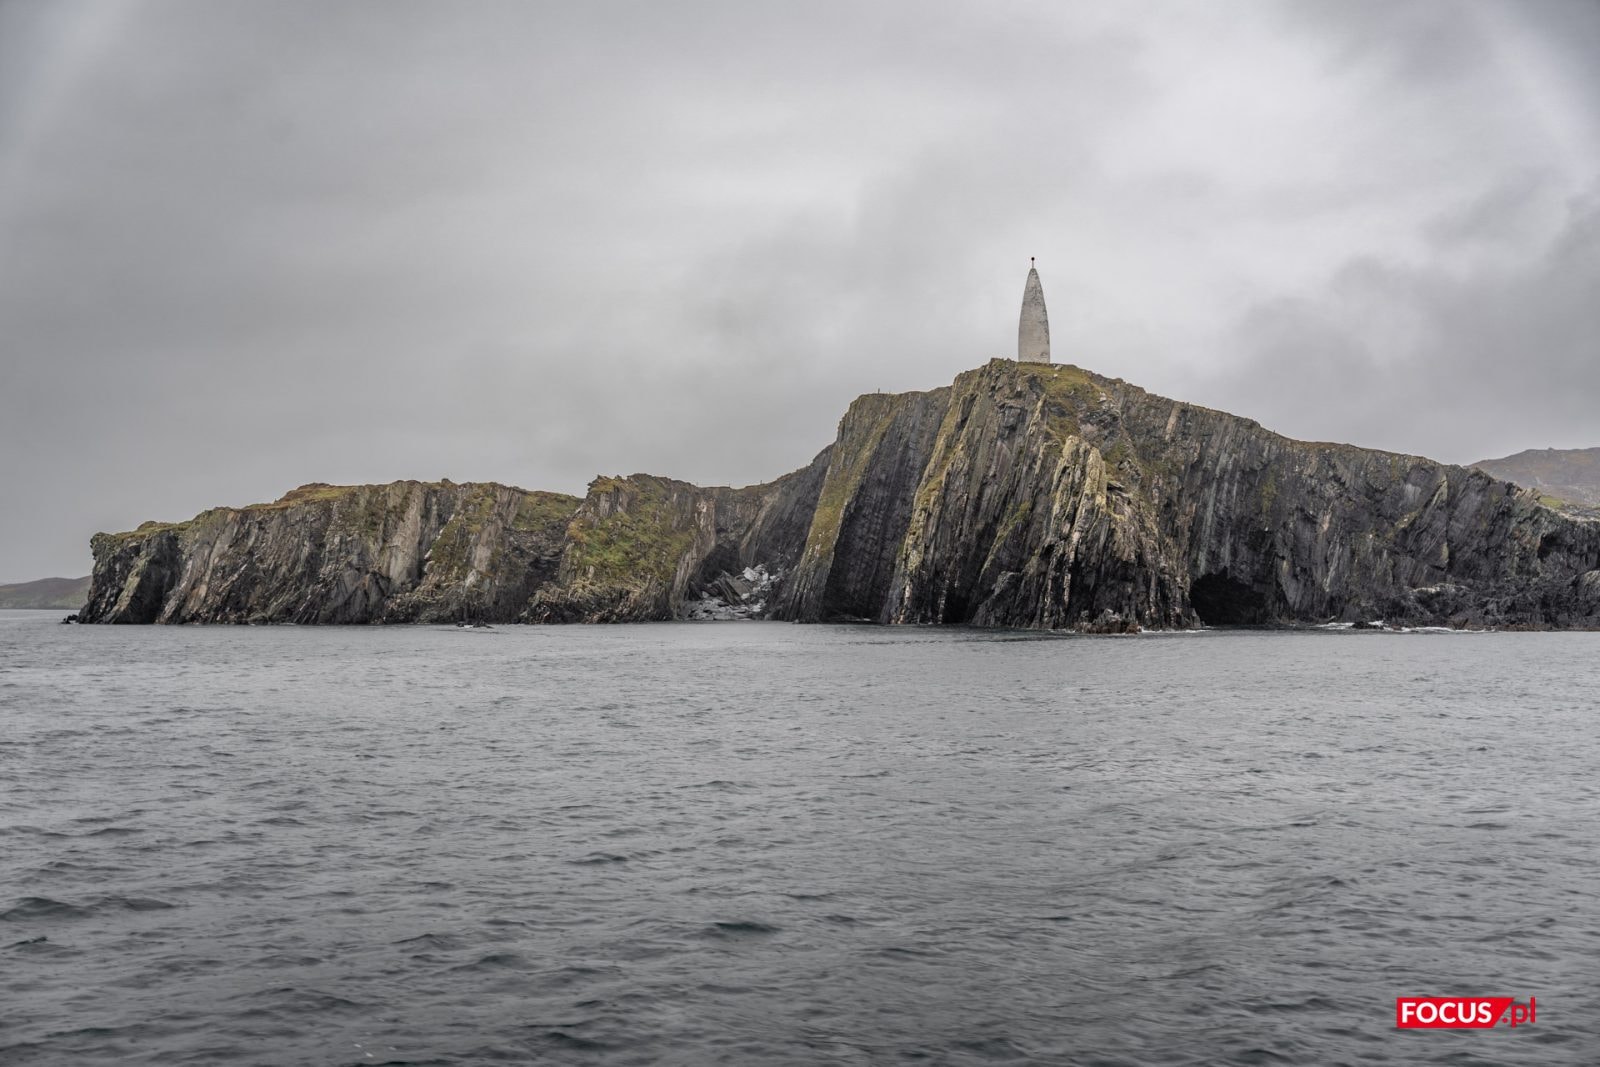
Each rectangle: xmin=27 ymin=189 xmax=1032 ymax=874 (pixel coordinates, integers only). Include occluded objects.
xmin=526 ymin=452 xmax=829 ymax=622
xmin=83 ymin=454 xmax=831 ymax=625
xmin=83 ymin=360 xmax=1600 ymax=629
xmin=774 ymin=390 xmax=950 ymax=622
xmin=774 ymin=360 xmax=1600 ymax=630
xmin=81 ymin=482 xmax=578 ymax=624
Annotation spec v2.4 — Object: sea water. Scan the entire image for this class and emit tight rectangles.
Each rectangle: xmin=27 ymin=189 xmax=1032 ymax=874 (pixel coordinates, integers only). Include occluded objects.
xmin=2 ymin=610 xmax=1596 ymax=1065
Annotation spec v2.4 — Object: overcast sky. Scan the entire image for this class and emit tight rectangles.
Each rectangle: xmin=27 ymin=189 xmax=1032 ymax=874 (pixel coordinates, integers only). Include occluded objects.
xmin=3 ymin=0 xmax=1599 ymax=581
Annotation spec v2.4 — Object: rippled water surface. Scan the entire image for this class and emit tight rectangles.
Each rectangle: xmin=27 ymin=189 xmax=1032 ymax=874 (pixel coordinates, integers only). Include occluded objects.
xmin=2 ymin=610 xmax=1598 ymax=1065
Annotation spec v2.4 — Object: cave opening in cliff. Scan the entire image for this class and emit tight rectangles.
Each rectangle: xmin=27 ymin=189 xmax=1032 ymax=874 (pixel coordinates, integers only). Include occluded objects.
xmin=1189 ymin=573 xmax=1274 ymax=626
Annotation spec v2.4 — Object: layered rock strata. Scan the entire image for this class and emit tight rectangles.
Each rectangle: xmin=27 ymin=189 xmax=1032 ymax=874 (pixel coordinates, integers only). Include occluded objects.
xmin=84 ymin=361 xmax=1600 ymax=629
xmin=82 ymin=482 xmax=579 ymax=624
xmin=771 ymin=361 xmax=1600 ymax=630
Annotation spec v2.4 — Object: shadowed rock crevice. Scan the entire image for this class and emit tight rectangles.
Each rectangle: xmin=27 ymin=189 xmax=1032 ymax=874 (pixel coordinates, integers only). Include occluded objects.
xmin=1189 ymin=573 xmax=1275 ymax=626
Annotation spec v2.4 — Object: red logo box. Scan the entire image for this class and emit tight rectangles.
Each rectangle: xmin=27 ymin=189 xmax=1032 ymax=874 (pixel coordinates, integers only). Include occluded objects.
xmin=1396 ymin=997 xmax=1535 ymax=1029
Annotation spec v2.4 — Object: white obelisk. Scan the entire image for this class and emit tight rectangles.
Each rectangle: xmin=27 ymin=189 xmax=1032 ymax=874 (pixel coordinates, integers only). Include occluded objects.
xmin=1018 ymin=258 xmax=1050 ymax=364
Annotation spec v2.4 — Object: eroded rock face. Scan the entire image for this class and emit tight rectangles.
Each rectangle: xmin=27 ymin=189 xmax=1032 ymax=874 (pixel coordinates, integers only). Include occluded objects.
xmin=774 ymin=389 xmax=950 ymax=622
xmin=81 ymin=453 xmax=833 ymax=625
xmin=525 ymin=452 xmax=830 ymax=623
xmin=80 ymin=482 xmax=579 ymax=624
xmin=772 ymin=360 xmax=1600 ymax=630
xmin=82 ymin=360 xmax=1600 ymax=629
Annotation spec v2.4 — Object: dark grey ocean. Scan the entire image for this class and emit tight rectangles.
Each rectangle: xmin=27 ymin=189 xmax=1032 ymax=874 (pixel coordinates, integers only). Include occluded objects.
xmin=2 ymin=609 xmax=1596 ymax=1065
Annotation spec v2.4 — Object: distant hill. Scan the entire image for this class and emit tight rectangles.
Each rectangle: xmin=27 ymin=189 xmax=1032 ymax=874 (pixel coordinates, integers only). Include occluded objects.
xmin=1473 ymin=447 xmax=1600 ymax=516
xmin=0 ymin=576 xmax=92 ymax=610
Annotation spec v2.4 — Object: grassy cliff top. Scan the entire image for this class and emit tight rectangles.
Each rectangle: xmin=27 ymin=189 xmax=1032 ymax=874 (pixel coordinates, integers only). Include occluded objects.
xmin=95 ymin=480 xmax=581 ymax=544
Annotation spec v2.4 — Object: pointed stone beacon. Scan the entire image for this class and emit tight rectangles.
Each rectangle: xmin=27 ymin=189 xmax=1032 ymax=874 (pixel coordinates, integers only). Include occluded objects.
xmin=1017 ymin=258 xmax=1051 ymax=364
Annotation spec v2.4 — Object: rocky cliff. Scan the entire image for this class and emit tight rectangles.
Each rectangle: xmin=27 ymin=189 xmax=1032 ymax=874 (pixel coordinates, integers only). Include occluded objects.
xmin=525 ymin=454 xmax=828 ymax=622
xmin=771 ymin=361 xmax=1600 ymax=630
xmin=81 ymin=482 xmax=579 ymax=624
xmin=81 ymin=458 xmax=830 ymax=626
xmin=84 ymin=360 xmax=1600 ymax=629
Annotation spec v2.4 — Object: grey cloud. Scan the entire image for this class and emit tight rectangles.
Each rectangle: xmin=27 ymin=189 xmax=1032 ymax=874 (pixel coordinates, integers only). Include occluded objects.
xmin=1192 ymin=183 xmax=1600 ymax=461
xmin=1421 ymin=171 xmax=1555 ymax=249
xmin=2 ymin=0 xmax=1598 ymax=580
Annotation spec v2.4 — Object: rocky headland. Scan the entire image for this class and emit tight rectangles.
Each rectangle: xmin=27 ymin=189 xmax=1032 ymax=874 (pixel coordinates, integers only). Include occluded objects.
xmin=82 ymin=360 xmax=1600 ymax=629
xmin=1474 ymin=446 xmax=1600 ymax=518
xmin=0 ymin=576 xmax=91 ymax=610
